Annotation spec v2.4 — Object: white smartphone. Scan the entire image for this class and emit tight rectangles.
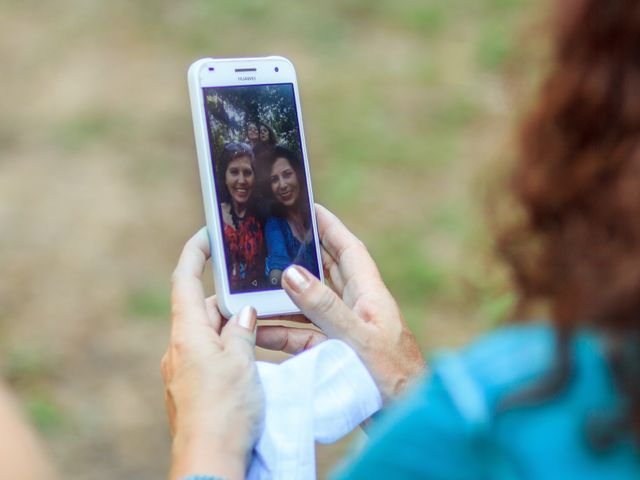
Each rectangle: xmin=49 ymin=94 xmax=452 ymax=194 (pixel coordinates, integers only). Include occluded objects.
xmin=187 ymin=56 xmax=324 ymax=318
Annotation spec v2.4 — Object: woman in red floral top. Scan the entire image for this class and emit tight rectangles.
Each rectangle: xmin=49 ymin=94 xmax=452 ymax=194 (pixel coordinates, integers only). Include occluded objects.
xmin=217 ymin=142 xmax=265 ymax=292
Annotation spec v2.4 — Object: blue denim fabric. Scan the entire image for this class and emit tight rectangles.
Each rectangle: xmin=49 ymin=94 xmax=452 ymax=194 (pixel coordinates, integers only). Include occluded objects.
xmin=264 ymin=216 xmax=319 ymax=277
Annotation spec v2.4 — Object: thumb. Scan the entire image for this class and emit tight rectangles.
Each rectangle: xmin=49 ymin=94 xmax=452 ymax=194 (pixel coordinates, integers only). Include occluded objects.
xmin=281 ymin=265 xmax=357 ymax=342
xmin=221 ymin=305 xmax=257 ymax=355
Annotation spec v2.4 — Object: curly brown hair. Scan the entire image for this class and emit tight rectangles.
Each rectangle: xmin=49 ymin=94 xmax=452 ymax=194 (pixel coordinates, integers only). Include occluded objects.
xmin=498 ymin=0 xmax=640 ymax=439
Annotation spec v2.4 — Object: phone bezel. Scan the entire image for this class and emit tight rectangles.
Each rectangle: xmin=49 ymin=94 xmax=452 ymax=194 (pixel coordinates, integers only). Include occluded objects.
xmin=187 ymin=56 xmax=323 ymax=318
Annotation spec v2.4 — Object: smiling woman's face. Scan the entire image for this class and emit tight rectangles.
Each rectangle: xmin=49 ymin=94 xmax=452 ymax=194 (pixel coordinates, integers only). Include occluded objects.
xmin=270 ymin=157 xmax=300 ymax=207
xmin=247 ymin=123 xmax=259 ymax=141
xmin=259 ymin=125 xmax=270 ymax=142
xmin=225 ymin=155 xmax=254 ymax=207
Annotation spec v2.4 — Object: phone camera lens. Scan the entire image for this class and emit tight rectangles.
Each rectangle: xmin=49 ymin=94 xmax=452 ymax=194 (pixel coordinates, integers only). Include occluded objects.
xmin=274 ymin=67 xmax=279 ymax=72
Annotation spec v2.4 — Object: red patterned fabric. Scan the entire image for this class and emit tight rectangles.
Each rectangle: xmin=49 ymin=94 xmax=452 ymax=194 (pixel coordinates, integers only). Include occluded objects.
xmin=223 ymin=213 xmax=265 ymax=291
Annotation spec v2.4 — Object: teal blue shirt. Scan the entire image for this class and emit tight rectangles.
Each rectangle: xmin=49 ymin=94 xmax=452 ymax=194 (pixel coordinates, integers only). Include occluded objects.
xmin=335 ymin=323 xmax=640 ymax=479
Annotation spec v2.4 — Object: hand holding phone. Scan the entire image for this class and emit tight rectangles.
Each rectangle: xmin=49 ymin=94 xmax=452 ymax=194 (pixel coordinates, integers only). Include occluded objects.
xmin=257 ymin=205 xmax=427 ymax=402
xmin=188 ymin=56 xmax=323 ymax=318
xmin=164 ymin=230 xmax=262 ymax=480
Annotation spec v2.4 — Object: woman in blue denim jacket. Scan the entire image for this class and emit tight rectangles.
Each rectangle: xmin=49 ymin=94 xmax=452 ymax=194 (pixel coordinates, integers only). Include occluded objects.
xmin=162 ymin=1 xmax=640 ymax=478
xmin=262 ymin=146 xmax=320 ymax=287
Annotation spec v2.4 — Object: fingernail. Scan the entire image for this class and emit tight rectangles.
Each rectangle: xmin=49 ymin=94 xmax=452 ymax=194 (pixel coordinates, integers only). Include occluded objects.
xmin=284 ymin=265 xmax=311 ymax=294
xmin=238 ymin=305 xmax=256 ymax=331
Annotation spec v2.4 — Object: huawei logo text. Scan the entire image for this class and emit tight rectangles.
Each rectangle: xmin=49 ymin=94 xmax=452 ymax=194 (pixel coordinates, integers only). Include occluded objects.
xmin=238 ymin=76 xmax=256 ymax=81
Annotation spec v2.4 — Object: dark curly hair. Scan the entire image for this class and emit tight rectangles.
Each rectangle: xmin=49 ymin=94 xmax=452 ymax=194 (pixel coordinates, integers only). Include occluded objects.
xmin=497 ymin=0 xmax=640 ymax=441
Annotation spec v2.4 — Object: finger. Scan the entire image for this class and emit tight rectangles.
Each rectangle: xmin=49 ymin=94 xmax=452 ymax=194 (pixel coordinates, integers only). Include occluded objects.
xmin=321 ymin=244 xmax=345 ymax=295
xmin=171 ymin=228 xmax=211 ymax=329
xmin=284 ymin=314 xmax=312 ymax=324
xmin=315 ymin=205 xmax=381 ymax=290
xmin=262 ymin=313 xmax=311 ymax=324
xmin=321 ymin=243 xmax=337 ymax=271
xmin=205 ymin=295 xmax=223 ymax=332
xmin=160 ymin=351 xmax=171 ymax=381
xmin=256 ymin=325 xmax=327 ymax=354
xmin=281 ymin=264 xmax=359 ymax=343
xmin=315 ymin=204 xmax=362 ymax=261
xmin=221 ymin=305 xmax=257 ymax=355
xmin=164 ymin=388 xmax=176 ymax=437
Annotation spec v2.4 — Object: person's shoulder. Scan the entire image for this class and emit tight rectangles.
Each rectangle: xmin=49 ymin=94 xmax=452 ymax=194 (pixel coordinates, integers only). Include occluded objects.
xmin=220 ymin=202 xmax=233 ymax=227
xmin=429 ymin=322 xmax=557 ymax=427
xmin=264 ymin=217 xmax=290 ymax=246
xmin=264 ymin=216 xmax=285 ymax=229
xmin=459 ymin=321 xmax=557 ymax=385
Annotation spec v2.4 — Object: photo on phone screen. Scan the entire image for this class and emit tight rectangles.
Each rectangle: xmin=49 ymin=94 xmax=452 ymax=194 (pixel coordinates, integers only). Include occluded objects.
xmin=202 ymin=83 xmax=320 ymax=294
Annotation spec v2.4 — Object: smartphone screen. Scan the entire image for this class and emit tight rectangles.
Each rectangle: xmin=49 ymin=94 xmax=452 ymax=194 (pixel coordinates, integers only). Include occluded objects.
xmin=202 ymin=83 xmax=320 ymax=294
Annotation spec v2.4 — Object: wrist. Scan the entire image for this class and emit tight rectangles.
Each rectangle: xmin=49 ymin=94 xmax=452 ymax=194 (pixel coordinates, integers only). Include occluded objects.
xmin=170 ymin=431 xmax=247 ymax=480
xmin=378 ymin=356 xmax=427 ymax=401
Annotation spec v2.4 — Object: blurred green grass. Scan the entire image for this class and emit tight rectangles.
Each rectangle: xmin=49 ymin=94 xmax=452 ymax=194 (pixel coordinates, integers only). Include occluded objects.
xmin=127 ymin=286 xmax=171 ymax=320
xmin=27 ymin=394 xmax=66 ymax=433
xmin=2 ymin=0 xmax=536 ymax=347
xmin=1 ymin=0 xmax=540 ymax=477
xmin=8 ymin=0 xmax=531 ymax=338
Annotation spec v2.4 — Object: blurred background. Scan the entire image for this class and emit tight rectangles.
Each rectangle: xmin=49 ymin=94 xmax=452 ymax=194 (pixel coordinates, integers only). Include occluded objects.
xmin=0 ymin=0 xmax=543 ymax=478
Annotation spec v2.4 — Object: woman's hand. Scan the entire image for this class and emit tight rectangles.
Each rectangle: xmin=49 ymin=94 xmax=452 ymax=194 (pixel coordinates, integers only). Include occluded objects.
xmin=256 ymin=205 xmax=426 ymax=402
xmin=162 ymin=229 xmax=263 ymax=480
